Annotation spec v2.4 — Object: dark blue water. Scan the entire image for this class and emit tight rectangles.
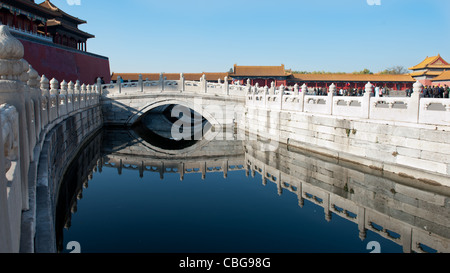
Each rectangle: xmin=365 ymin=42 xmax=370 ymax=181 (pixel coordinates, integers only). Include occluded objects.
xmin=57 ymin=151 xmax=403 ymax=253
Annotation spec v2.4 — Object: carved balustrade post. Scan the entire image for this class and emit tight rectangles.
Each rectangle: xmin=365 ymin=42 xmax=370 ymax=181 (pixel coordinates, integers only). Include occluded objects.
xmin=59 ymin=80 xmax=68 ymax=117
xmin=96 ymin=77 xmax=102 ymax=99
xmin=0 ymin=25 xmax=31 ymax=209
xmin=327 ymin=82 xmax=335 ymax=115
xmin=117 ymin=76 xmax=122 ymax=94
xmin=300 ymin=83 xmax=307 ymax=112
xmin=40 ymin=75 xmax=50 ymax=128
xmin=160 ymin=73 xmax=164 ymax=92
xmin=74 ymin=80 xmax=81 ymax=110
xmin=49 ymin=78 xmax=59 ymax=121
xmin=67 ymin=81 xmax=74 ymax=113
xmin=80 ymin=83 xmax=87 ymax=108
xmin=363 ymin=82 xmax=373 ymax=119
xmin=138 ymin=74 xmax=143 ymax=92
xmin=278 ymin=84 xmax=284 ymax=110
xmin=180 ymin=73 xmax=185 ymax=93
xmin=27 ymin=65 xmax=41 ymax=141
xmin=224 ymin=76 xmax=229 ymax=95
xmin=411 ymin=80 xmax=423 ymax=123
xmin=201 ymin=74 xmax=207 ymax=93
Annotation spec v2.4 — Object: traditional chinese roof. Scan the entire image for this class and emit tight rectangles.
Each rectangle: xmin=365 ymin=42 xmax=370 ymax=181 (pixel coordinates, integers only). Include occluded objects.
xmin=230 ymin=64 xmax=288 ymax=77
xmin=46 ymin=19 xmax=95 ymax=39
xmin=432 ymin=71 xmax=450 ymax=82
xmin=291 ymin=73 xmax=415 ymax=82
xmin=409 ymin=55 xmax=450 ymax=70
xmin=0 ymin=0 xmax=54 ymax=22
xmin=39 ymin=0 xmax=86 ymax=24
xmin=409 ymin=71 xmax=444 ymax=77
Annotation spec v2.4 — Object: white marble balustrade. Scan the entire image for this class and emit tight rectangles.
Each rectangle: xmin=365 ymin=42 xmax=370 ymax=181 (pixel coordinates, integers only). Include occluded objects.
xmin=0 ymin=25 xmax=101 ymax=253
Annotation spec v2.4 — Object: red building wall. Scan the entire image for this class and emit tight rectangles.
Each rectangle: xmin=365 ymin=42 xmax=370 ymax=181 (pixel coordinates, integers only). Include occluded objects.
xmin=18 ymin=38 xmax=111 ymax=85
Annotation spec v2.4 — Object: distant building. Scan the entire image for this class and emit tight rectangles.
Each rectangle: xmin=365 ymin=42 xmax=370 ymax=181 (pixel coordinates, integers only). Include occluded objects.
xmin=0 ymin=0 xmax=94 ymax=50
xmin=110 ymin=72 xmax=230 ymax=83
xmin=115 ymin=57 xmax=450 ymax=92
xmin=409 ymin=54 xmax=450 ymax=86
xmin=0 ymin=0 xmax=110 ymax=84
xmin=229 ymin=64 xmax=290 ymax=87
xmin=431 ymin=71 xmax=450 ymax=87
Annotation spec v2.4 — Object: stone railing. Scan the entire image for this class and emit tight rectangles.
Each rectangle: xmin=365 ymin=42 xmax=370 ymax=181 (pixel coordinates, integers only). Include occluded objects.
xmin=0 ymin=25 xmax=101 ymax=253
xmin=101 ymin=73 xmax=248 ymax=98
xmin=247 ymin=81 xmax=450 ymax=126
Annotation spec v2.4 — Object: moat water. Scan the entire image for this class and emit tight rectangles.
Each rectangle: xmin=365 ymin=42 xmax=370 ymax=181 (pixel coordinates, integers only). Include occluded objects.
xmin=55 ymin=122 xmax=450 ymax=253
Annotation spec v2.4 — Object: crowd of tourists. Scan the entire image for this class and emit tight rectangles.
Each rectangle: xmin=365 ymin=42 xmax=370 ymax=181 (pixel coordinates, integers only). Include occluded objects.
xmin=422 ymin=85 xmax=450 ymax=98
xmin=309 ymin=85 xmax=450 ymax=98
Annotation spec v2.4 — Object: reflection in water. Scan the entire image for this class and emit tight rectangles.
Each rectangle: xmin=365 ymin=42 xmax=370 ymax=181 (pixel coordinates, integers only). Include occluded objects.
xmin=131 ymin=104 xmax=212 ymax=151
xmin=55 ymin=127 xmax=450 ymax=253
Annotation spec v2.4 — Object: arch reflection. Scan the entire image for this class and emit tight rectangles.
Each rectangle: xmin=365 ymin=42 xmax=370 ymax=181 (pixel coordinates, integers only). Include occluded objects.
xmin=55 ymin=128 xmax=450 ymax=253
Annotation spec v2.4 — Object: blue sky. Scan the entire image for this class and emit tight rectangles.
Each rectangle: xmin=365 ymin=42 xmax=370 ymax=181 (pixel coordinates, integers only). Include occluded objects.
xmin=53 ymin=0 xmax=450 ymax=74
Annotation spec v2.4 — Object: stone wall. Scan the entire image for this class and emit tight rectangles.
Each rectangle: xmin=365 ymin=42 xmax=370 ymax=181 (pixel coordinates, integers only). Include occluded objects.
xmin=245 ymin=83 xmax=450 ymax=187
xmin=31 ymin=106 xmax=102 ymax=253
xmin=0 ymin=25 xmax=103 ymax=253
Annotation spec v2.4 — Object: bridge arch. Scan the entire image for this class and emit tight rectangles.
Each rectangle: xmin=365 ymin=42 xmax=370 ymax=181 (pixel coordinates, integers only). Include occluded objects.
xmin=126 ymin=98 xmax=222 ymax=127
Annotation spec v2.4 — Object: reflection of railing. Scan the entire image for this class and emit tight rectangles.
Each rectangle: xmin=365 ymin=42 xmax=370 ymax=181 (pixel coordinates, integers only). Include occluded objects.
xmin=0 ymin=26 xmax=102 ymax=253
xmin=247 ymin=81 xmax=450 ymax=126
xmin=245 ymin=141 xmax=450 ymax=253
xmin=102 ymin=156 xmax=245 ymax=181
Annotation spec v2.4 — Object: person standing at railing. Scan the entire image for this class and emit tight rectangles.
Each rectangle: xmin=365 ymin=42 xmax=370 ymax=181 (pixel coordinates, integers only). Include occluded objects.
xmin=432 ymin=86 xmax=439 ymax=98
xmin=444 ymin=85 xmax=449 ymax=98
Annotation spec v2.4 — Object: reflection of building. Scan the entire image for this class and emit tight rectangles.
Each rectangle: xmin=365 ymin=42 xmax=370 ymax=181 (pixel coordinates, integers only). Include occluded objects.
xmin=0 ymin=0 xmax=110 ymax=84
xmin=409 ymin=55 xmax=450 ymax=86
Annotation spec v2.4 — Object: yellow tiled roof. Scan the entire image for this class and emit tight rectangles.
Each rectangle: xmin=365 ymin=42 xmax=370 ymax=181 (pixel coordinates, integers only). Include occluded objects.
xmin=409 ymin=55 xmax=450 ymax=70
xmin=230 ymin=64 xmax=288 ymax=77
xmin=410 ymin=71 xmax=444 ymax=77
xmin=432 ymin=71 xmax=450 ymax=81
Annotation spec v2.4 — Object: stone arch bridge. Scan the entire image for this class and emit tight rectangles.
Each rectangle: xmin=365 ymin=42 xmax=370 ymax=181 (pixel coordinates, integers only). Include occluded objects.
xmin=100 ymin=74 xmax=248 ymax=128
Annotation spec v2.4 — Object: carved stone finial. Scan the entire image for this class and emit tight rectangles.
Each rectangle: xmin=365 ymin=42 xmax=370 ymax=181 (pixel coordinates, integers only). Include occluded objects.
xmin=27 ymin=65 xmax=39 ymax=88
xmin=50 ymin=78 xmax=59 ymax=90
xmin=365 ymin=82 xmax=374 ymax=93
xmin=329 ymin=83 xmax=336 ymax=93
xmin=413 ymin=80 xmax=423 ymax=94
xmin=40 ymin=75 xmax=49 ymax=90
xmin=0 ymin=25 xmax=24 ymax=60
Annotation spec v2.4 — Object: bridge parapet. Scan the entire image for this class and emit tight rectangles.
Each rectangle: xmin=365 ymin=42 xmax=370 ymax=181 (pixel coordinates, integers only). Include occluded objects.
xmin=247 ymin=81 xmax=450 ymax=126
xmin=0 ymin=25 xmax=102 ymax=252
xmin=102 ymin=73 xmax=248 ymax=98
